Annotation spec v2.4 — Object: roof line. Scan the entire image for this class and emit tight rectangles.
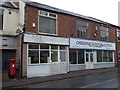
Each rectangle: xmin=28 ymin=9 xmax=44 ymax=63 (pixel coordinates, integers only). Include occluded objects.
xmin=26 ymin=1 xmax=120 ymax=28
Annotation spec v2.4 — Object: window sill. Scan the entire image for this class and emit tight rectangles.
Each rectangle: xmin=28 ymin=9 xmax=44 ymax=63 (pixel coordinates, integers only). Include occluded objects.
xmin=117 ymin=40 xmax=120 ymax=43
xmin=95 ymin=62 xmax=114 ymax=64
xmin=28 ymin=63 xmax=50 ymax=66
xmin=70 ymin=64 xmax=85 ymax=65
xmin=38 ymin=32 xmax=57 ymax=36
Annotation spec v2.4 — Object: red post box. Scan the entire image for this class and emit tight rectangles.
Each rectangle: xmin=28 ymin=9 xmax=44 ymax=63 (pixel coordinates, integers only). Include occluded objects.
xmin=9 ymin=59 xmax=16 ymax=79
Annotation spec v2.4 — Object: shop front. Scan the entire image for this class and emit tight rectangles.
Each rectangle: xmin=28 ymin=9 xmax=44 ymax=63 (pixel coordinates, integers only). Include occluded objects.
xmin=69 ymin=38 xmax=116 ymax=71
xmin=23 ymin=34 xmax=69 ymax=78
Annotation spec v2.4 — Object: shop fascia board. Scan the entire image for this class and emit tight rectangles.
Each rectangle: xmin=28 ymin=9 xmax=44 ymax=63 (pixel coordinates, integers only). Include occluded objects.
xmin=23 ymin=33 xmax=69 ymax=45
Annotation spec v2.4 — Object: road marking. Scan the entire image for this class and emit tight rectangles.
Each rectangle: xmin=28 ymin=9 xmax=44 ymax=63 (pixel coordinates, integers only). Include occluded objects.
xmin=81 ymin=79 xmax=116 ymax=88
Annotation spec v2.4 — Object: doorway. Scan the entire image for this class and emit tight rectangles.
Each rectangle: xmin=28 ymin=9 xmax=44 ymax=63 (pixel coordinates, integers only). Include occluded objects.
xmin=85 ymin=50 xmax=94 ymax=69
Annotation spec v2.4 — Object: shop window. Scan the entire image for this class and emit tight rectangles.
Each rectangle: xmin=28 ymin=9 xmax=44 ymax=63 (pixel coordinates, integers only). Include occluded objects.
xmin=109 ymin=51 xmax=113 ymax=62
xmin=70 ymin=50 xmax=85 ymax=64
xmin=28 ymin=44 xmax=67 ymax=64
xmin=60 ymin=46 xmax=66 ymax=62
xmin=97 ymin=51 xmax=102 ymax=62
xmin=29 ymin=44 xmax=39 ymax=49
xmin=69 ymin=50 xmax=77 ymax=64
xmin=117 ymin=31 xmax=120 ymax=41
xmin=60 ymin=46 xmax=66 ymax=50
xmin=118 ymin=52 xmax=120 ymax=61
xmin=40 ymin=50 xmax=49 ymax=63
xmin=40 ymin=44 xmax=49 ymax=49
xmin=78 ymin=50 xmax=84 ymax=64
xmin=60 ymin=51 xmax=66 ymax=62
xmin=39 ymin=10 xmax=56 ymax=35
xmin=97 ymin=51 xmax=113 ymax=62
xmin=40 ymin=44 xmax=50 ymax=63
xmin=103 ymin=51 xmax=109 ymax=62
xmin=51 ymin=45 xmax=58 ymax=49
xmin=51 ymin=51 xmax=58 ymax=62
xmin=77 ymin=20 xmax=88 ymax=39
xmin=0 ymin=9 xmax=3 ymax=30
xmin=100 ymin=25 xmax=108 ymax=41
xmin=28 ymin=50 xmax=39 ymax=64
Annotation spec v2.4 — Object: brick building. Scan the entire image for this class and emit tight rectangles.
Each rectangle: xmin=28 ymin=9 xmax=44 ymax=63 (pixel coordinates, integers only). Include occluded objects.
xmin=14 ymin=1 xmax=120 ymax=78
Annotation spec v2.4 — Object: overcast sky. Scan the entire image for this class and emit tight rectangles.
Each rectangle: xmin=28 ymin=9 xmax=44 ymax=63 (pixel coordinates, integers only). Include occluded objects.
xmin=31 ymin=0 xmax=119 ymax=26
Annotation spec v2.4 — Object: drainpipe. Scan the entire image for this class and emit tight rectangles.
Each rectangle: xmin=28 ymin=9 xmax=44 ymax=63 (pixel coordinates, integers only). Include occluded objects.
xmin=16 ymin=29 xmax=24 ymax=78
xmin=20 ymin=33 xmax=23 ymax=78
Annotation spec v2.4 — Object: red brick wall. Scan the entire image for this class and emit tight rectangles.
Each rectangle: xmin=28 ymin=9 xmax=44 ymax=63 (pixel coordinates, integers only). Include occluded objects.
xmin=25 ymin=6 xmax=39 ymax=33
xmin=57 ymin=14 xmax=77 ymax=38
xmin=88 ymin=21 xmax=100 ymax=40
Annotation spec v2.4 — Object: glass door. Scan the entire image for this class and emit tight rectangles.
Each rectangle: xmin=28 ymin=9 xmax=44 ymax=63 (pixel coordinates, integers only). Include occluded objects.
xmin=85 ymin=50 xmax=94 ymax=69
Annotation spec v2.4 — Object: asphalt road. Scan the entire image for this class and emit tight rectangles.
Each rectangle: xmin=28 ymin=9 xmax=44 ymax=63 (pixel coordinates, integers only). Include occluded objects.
xmin=20 ymin=71 xmax=119 ymax=88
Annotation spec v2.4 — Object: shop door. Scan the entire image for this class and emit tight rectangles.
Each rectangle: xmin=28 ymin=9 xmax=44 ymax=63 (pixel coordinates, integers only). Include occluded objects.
xmin=51 ymin=47 xmax=67 ymax=74
xmin=85 ymin=51 xmax=94 ymax=69
xmin=51 ymin=50 xmax=60 ymax=74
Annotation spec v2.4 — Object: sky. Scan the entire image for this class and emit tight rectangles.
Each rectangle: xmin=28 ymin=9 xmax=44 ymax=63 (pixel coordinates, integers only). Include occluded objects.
xmin=31 ymin=0 xmax=119 ymax=26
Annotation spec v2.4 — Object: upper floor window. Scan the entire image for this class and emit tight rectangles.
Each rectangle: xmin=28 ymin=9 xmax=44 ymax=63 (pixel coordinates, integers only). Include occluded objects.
xmin=39 ymin=10 xmax=57 ymax=35
xmin=100 ymin=25 xmax=108 ymax=41
xmin=117 ymin=31 xmax=120 ymax=41
xmin=0 ymin=9 xmax=3 ymax=30
xmin=77 ymin=20 xmax=88 ymax=39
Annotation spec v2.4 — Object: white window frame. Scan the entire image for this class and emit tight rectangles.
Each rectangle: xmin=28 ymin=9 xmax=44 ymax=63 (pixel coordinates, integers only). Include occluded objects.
xmin=38 ymin=10 xmax=58 ymax=36
xmin=27 ymin=44 xmax=67 ymax=65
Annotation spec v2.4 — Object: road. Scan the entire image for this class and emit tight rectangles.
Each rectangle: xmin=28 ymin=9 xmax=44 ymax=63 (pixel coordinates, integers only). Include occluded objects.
xmin=17 ymin=71 xmax=119 ymax=88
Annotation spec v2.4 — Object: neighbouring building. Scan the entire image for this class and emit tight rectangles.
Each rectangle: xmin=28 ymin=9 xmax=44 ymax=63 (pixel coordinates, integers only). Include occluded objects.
xmin=3 ymin=1 xmax=120 ymax=78
xmin=0 ymin=1 xmax=24 ymax=78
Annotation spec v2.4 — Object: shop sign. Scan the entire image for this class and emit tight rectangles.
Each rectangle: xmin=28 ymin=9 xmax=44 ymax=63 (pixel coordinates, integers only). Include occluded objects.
xmin=70 ymin=38 xmax=116 ymax=50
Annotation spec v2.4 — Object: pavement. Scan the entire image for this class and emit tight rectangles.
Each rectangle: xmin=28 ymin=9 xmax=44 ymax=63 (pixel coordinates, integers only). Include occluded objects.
xmin=2 ymin=67 xmax=118 ymax=89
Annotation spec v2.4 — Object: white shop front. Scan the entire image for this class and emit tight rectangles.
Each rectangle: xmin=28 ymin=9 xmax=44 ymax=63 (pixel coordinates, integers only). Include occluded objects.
xmin=69 ymin=38 xmax=116 ymax=71
xmin=24 ymin=34 xmax=69 ymax=78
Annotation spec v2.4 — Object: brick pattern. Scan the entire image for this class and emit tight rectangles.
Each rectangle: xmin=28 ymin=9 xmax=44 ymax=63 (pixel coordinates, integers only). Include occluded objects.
xmin=25 ymin=6 xmax=39 ymax=33
xmin=57 ymin=14 xmax=77 ymax=38
xmin=25 ymin=5 xmax=118 ymax=66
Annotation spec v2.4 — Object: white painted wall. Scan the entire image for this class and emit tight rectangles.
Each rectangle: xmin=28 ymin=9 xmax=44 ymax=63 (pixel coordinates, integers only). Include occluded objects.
xmin=0 ymin=6 xmax=23 ymax=35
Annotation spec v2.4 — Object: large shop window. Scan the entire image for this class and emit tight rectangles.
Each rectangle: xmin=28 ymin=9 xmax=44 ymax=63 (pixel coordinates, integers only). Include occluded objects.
xmin=28 ymin=44 xmax=67 ymax=64
xmin=97 ymin=51 xmax=113 ymax=62
xmin=69 ymin=50 xmax=84 ymax=64
xmin=100 ymin=25 xmax=108 ymax=41
xmin=39 ymin=10 xmax=57 ymax=35
xmin=0 ymin=9 xmax=3 ymax=30
xmin=77 ymin=20 xmax=88 ymax=39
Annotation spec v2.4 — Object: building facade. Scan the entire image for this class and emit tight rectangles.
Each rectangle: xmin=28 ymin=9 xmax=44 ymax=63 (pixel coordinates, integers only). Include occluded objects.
xmin=0 ymin=1 xmax=118 ymax=78
xmin=0 ymin=2 xmax=24 ymax=77
xmin=14 ymin=1 xmax=119 ymax=78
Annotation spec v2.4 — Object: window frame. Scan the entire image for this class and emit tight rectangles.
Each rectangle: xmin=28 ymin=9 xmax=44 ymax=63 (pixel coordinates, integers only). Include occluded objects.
xmin=100 ymin=25 xmax=109 ymax=41
xmin=69 ymin=50 xmax=85 ymax=65
xmin=38 ymin=10 xmax=57 ymax=36
xmin=0 ymin=8 xmax=4 ymax=30
xmin=77 ymin=20 xmax=88 ymax=39
xmin=97 ymin=50 xmax=114 ymax=63
xmin=27 ymin=44 xmax=67 ymax=65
